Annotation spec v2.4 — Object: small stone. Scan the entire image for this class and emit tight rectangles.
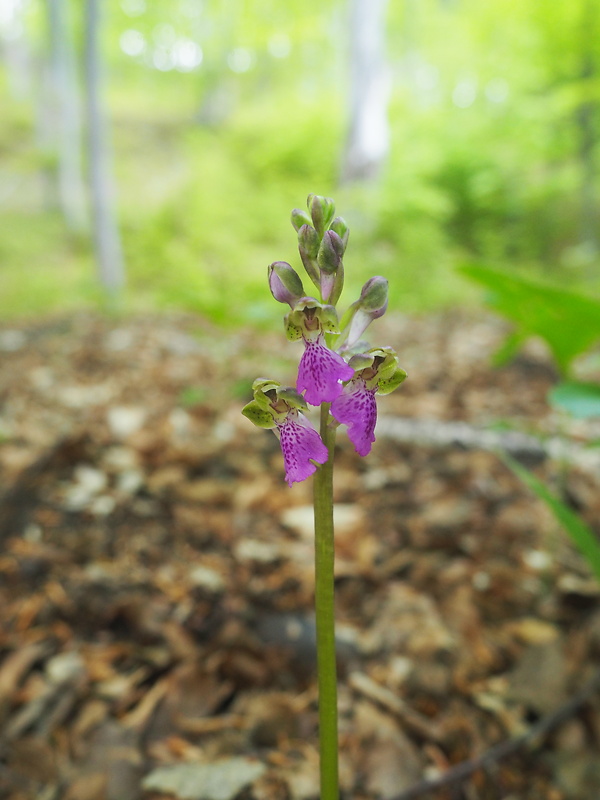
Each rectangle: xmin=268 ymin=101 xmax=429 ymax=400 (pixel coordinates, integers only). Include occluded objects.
xmin=116 ymin=469 xmax=144 ymax=495
xmin=189 ymin=565 xmax=225 ymax=593
xmin=0 ymin=329 xmax=27 ymax=351
xmin=90 ymin=495 xmax=116 ymax=516
xmin=280 ymin=504 xmax=364 ymax=538
xmin=46 ymin=651 xmax=86 ymax=684
xmin=107 ymin=406 xmax=147 ymax=439
xmin=74 ymin=465 xmax=108 ymax=494
xmin=235 ymin=540 xmax=281 ymax=564
xmin=523 ymin=549 xmax=553 ymax=571
xmin=507 ymin=618 xmax=560 ymax=645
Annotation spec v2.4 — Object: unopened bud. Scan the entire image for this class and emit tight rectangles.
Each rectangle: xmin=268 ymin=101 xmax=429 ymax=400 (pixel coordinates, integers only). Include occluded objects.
xmin=317 ymin=231 xmax=344 ymax=274
xmin=330 ymin=216 xmax=349 ymax=251
xmin=297 ymin=224 xmax=320 ymax=288
xmin=291 ymin=208 xmax=312 ymax=232
xmin=342 ymin=277 xmax=389 ymax=347
xmin=298 ymin=224 xmax=319 ymax=259
xmin=358 ymin=276 xmax=388 ymax=316
xmin=268 ymin=261 xmax=305 ymax=307
xmin=307 ymin=193 xmax=336 ymax=238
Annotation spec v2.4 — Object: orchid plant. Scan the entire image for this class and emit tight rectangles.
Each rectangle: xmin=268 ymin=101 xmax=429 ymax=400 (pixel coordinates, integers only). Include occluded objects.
xmin=243 ymin=194 xmax=406 ymax=800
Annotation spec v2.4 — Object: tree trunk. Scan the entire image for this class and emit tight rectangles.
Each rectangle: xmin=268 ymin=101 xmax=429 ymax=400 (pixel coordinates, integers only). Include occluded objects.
xmin=340 ymin=0 xmax=391 ymax=184
xmin=83 ymin=0 xmax=125 ymax=295
xmin=576 ymin=0 xmax=598 ymax=256
xmin=46 ymin=0 xmax=88 ymax=232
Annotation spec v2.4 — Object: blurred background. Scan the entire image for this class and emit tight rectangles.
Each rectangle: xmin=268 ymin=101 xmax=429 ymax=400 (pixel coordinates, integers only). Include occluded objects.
xmin=2 ymin=0 xmax=599 ymax=327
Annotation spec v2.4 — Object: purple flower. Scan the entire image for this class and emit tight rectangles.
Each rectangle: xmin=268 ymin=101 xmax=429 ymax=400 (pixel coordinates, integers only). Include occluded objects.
xmin=331 ymin=380 xmax=377 ymax=456
xmin=277 ymin=412 xmax=329 ymax=486
xmin=297 ymin=336 xmax=355 ymax=406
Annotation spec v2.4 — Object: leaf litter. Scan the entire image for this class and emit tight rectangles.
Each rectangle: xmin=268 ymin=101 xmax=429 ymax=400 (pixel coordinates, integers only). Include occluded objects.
xmin=0 ymin=310 xmax=599 ymax=800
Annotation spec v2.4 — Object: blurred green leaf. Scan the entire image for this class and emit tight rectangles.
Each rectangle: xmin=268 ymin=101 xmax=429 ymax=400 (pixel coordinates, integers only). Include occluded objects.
xmin=549 ymin=382 xmax=600 ymax=419
xmin=178 ymin=386 xmax=208 ymax=408
xmin=503 ymin=453 xmax=600 ymax=583
xmin=460 ymin=265 xmax=600 ymax=373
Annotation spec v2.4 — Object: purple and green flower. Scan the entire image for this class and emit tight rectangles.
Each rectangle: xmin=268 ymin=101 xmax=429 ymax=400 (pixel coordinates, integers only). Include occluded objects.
xmin=243 ymin=194 xmax=407 ymax=484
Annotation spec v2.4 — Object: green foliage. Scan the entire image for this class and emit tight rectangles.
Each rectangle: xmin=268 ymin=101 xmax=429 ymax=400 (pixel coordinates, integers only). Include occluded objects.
xmin=121 ymin=99 xmax=341 ymax=326
xmin=503 ymin=453 xmax=600 ymax=583
xmin=459 ymin=265 xmax=600 ymax=373
xmin=2 ymin=0 xmax=600 ymax=323
xmin=178 ymin=386 xmax=208 ymax=408
xmin=549 ymin=382 xmax=600 ymax=419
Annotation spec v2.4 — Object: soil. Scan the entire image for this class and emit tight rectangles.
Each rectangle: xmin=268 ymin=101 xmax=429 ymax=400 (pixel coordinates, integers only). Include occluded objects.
xmin=0 ymin=310 xmax=599 ymax=800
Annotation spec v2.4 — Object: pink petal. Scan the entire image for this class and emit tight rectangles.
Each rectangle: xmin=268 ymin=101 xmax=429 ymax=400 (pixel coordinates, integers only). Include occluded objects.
xmin=331 ymin=383 xmax=377 ymax=456
xmin=297 ymin=338 xmax=354 ymax=406
xmin=278 ymin=416 xmax=329 ymax=486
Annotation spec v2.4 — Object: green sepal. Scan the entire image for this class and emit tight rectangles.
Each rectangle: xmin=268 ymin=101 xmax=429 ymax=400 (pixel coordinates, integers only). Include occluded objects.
xmin=284 ymin=311 xmax=304 ymax=341
xmin=284 ymin=299 xmax=341 ymax=340
xmin=252 ymin=377 xmax=281 ymax=395
xmin=242 ymin=400 xmax=277 ymax=429
xmin=377 ymin=366 xmax=407 ymax=395
xmin=277 ymin=386 xmax=308 ymax=409
xmin=347 ymin=353 xmax=374 ymax=372
xmin=348 ymin=347 xmax=407 ymax=393
xmin=317 ymin=304 xmax=340 ymax=334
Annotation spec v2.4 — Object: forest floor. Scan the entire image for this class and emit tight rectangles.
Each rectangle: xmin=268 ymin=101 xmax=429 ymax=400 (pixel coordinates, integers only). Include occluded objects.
xmin=0 ymin=310 xmax=599 ymax=800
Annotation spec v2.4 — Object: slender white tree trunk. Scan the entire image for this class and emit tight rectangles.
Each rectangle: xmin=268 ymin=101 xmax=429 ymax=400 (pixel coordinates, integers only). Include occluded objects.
xmin=340 ymin=0 xmax=391 ymax=184
xmin=577 ymin=0 xmax=598 ymax=256
xmin=47 ymin=0 xmax=88 ymax=232
xmin=83 ymin=0 xmax=125 ymax=295
xmin=2 ymin=2 xmax=33 ymax=101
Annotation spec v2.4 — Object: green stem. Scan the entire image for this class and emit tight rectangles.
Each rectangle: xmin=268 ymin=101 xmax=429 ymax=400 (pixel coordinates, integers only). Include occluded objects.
xmin=313 ymin=402 xmax=339 ymax=800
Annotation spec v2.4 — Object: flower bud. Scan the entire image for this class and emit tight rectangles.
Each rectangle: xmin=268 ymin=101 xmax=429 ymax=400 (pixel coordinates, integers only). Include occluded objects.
xmin=330 ymin=216 xmax=349 ymax=252
xmin=297 ymin=224 xmax=320 ymax=288
xmin=358 ymin=276 xmax=388 ymax=315
xmin=307 ymin=193 xmax=336 ymax=238
xmin=317 ymin=231 xmax=344 ymax=274
xmin=341 ymin=277 xmax=389 ymax=347
xmin=291 ymin=208 xmax=312 ymax=232
xmin=268 ymin=261 xmax=306 ymax=307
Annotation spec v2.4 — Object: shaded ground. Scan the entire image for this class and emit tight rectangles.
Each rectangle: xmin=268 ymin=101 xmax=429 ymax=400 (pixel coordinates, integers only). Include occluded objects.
xmin=0 ymin=310 xmax=599 ymax=800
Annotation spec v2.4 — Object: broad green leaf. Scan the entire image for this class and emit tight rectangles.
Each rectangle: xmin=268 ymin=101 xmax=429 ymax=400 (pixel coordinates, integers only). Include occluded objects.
xmin=459 ymin=265 xmax=600 ymax=374
xmin=549 ymin=382 xmax=600 ymax=419
xmin=502 ymin=453 xmax=600 ymax=583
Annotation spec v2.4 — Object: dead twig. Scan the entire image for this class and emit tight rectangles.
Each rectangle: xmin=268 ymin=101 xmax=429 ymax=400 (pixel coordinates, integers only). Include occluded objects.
xmin=377 ymin=415 xmax=600 ymax=472
xmin=390 ymin=669 xmax=600 ymax=800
